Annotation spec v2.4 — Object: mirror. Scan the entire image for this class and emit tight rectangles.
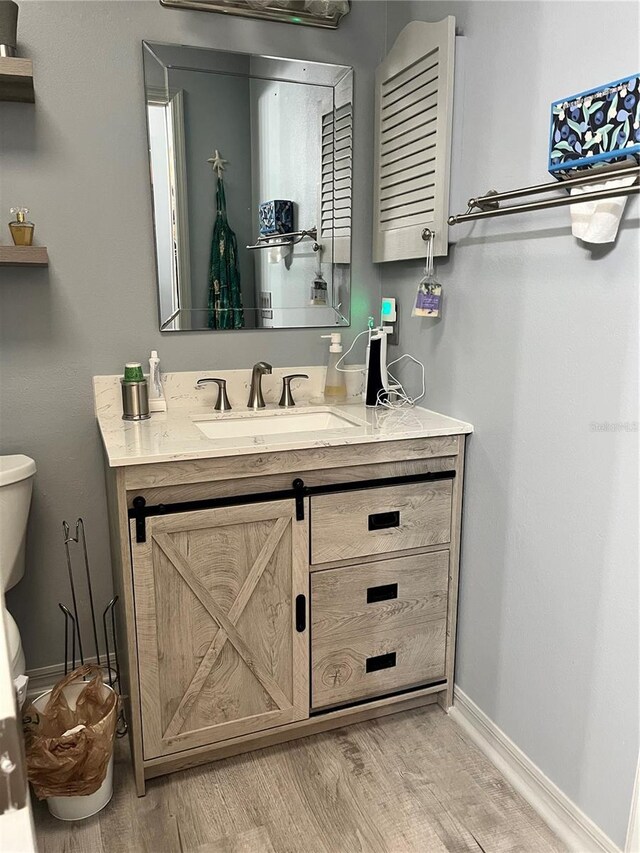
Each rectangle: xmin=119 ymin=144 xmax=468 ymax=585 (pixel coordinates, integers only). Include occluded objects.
xmin=142 ymin=41 xmax=353 ymax=331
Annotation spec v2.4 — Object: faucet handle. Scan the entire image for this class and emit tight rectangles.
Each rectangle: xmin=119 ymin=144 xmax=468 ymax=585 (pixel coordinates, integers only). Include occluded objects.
xmin=279 ymin=374 xmax=309 ymax=408
xmin=196 ymin=377 xmax=232 ymax=412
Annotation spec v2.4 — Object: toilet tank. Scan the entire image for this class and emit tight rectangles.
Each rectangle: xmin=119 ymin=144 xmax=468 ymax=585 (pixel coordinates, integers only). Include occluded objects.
xmin=0 ymin=455 xmax=36 ymax=591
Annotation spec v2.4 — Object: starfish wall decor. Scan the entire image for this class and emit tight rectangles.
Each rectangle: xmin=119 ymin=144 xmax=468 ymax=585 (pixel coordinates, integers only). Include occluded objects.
xmin=207 ymin=149 xmax=228 ymax=178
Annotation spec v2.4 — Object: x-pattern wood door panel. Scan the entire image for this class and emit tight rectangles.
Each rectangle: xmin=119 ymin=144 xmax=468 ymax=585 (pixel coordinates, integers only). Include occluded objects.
xmin=131 ymin=500 xmax=309 ymax=758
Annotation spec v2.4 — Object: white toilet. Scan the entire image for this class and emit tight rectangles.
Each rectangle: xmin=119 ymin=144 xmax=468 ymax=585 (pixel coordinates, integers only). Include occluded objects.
xmin=0 ymin=454 xmax=36 ymax=679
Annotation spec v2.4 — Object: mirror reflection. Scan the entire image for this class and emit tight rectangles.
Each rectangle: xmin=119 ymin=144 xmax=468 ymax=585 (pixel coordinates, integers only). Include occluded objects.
xmin=143 ymin=42 xmax=353 ymax=331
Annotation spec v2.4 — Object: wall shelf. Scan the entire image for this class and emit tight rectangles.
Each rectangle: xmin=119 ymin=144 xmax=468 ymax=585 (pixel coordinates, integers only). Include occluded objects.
xmin=0 ymin=246 xmax=49 ymax=267
xmin=0 ymin=57 xmax=35 ymax=103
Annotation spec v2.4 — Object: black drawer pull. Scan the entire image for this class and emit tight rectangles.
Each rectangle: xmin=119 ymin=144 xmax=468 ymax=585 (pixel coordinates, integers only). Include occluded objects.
xmin=366 ymin=652 xmax=397 ymax=673
xmin=368 ymin=510 xmax=400 ymax=531
xmin=295 ymin=594 xmax=306 ymax=632
xmin=366 ymin=583 xmax=398 ymax=603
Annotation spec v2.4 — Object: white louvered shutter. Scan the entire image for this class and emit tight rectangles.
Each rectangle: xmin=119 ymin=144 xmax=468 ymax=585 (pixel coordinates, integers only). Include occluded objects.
xmin=373 ymin=17 xmax=456 ymax=261
xmin=320 ymin=95 xmax=352 ymax=265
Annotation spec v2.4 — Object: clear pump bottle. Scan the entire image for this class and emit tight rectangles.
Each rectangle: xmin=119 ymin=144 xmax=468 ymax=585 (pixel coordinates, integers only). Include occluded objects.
xmin=321 ymin=332 xmax=347 ymax=402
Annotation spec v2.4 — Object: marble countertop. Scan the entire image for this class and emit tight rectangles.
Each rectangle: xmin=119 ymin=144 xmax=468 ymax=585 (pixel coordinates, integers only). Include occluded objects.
xmin=94 ymin=370 xmax=473 ymax=467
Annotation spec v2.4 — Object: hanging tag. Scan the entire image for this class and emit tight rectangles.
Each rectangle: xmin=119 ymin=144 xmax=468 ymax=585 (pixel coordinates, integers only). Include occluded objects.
xmin=412 ymin=230 xmax=442 ymax=318
xmin=413 ymin=280 xmax=442 ymax=317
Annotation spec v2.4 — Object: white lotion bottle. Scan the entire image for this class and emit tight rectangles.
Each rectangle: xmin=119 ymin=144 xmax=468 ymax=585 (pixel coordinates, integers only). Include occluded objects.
xmin=148 ymin=350 xmax=167 ymax=412
xmin=321 ymin=332 xmax=347 ymax=402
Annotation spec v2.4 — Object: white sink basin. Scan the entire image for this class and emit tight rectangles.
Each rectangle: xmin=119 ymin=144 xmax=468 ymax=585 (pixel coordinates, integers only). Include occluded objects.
xmin=193 ymin=408 xmax=363 ymax=441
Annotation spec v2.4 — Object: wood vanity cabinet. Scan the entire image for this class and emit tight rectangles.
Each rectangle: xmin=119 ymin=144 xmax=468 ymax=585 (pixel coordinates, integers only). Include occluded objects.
xmin=104 ymin=435 xmax=466 ymax=795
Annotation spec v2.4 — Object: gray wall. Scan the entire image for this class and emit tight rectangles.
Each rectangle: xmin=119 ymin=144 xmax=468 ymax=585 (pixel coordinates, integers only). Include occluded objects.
xmin=0 ymin=1 xmax=384 ymax=669
xmin=250 ymin=76 xmax=335 ymax=326
xmin=383 ymin=1 xmax=639 ymax=846
xmin=168 ymin=67 xmax=256 ymax=315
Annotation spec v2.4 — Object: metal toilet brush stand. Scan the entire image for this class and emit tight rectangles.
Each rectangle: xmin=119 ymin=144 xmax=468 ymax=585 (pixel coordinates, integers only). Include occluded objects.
xmin=60 ymin=518 xmax=127 ymax=736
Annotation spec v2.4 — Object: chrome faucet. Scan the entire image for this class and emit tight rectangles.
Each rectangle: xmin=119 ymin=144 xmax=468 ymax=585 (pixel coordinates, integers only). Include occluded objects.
xmin=247 ymin=361 xmax=272 ymax=409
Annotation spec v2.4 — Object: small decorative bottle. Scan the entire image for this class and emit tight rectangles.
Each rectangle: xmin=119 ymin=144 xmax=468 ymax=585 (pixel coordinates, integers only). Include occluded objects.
xmin=9 ymin=208 xmax=34 ymax=246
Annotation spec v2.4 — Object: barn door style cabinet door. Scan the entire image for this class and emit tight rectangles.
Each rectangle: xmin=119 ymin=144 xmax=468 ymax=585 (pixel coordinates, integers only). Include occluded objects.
xmin=130 ymin=500 xmax=309 ymax=759
xmin=373 ymin=17 xmax=456 ymax=261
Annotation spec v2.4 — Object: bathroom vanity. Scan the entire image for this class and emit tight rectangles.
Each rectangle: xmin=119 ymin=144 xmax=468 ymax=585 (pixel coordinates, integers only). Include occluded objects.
xmin=95 ymin=370 xmax=472 ymax=795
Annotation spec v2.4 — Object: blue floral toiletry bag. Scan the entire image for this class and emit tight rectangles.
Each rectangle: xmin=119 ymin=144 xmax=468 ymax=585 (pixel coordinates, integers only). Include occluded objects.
xmin=549 ymin=74 xmax=640 ymax=175
xmin=259 ymin=200 xmax=295 ymax=235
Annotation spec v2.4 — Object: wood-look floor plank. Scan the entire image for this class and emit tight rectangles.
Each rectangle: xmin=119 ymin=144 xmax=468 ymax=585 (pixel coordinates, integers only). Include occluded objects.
xmin=335 ymin=722 xmax=475 ymax=853
xmin=269 ymin=731 xmax=388 ymax=853
xmin=190 ymin=827 xmax=276 ymax=853
xmin=407 ymin=709 xmax=565 ymax=852
xmin=164 ymin=761 xmax=237 ymax=850
xmin=224 ymin=747 xmax=330 ymax=853
xmin=32 ymin=795 xmax=105 ymax=853
xmin=33 ymin=706 xmax=565 ymax=853
xmin=306 ymin=725 xmax=450 ymax=853
xmin=98 ymin=740 xmax=180 ymax=853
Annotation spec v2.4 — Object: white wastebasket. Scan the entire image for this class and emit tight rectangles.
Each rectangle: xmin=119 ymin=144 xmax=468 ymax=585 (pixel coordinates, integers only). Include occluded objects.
xmin=32 ymin=680 xmax=115 ymax=821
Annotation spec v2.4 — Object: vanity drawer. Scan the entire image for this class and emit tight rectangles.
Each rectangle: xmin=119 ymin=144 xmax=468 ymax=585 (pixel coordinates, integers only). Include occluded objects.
xmin=310 ymin=479 xmax=453 ymax=564
xmin=311 ymin=619 xmax=446 ymax=709
xmin=311 ymin=551 xmax=449 ymax=642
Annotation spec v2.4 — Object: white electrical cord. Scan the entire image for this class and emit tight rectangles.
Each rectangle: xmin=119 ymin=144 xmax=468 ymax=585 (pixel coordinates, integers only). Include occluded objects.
xmin=332 ymin=325 xmax=425 ymax=409
xmin=376 ymin=353 xmax=425 ymax=409
xmin=334 ymin=327 xmax=371 ymax=373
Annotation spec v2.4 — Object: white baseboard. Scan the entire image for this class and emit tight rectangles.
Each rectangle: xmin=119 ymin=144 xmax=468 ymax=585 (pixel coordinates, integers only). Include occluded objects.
xmin=626 ymin=756 xmax=639 ymax=853
xmin=25 ymin=661 xmax=70 ymax=700
xmin=450 ymin=686 xmax=620 ymax=853
xmin=25 ymin=655 xmax=114 ymax=701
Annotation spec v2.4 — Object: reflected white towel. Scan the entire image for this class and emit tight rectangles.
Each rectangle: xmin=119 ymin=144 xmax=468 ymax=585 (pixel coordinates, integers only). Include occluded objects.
xmin=570 ymin=175 xmax=635 ymax=244
xmin=267 ymin=244 xmax=292 ymax=264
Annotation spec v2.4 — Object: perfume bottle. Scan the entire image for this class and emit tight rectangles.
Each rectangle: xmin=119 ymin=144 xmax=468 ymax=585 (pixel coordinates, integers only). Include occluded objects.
xmin=9 ymin=207 xmax=34 ymax=246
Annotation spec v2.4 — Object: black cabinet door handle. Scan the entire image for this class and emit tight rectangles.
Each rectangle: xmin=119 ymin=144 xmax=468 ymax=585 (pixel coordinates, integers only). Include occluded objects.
xmin=366 ymin=583 xmax=398 ymax=603
xmin=368 ymin=510 xmax=400 ymax=531
xmin=132 ymin=496 xmax=146 ymax=543
xmin=295 ymin=594 xmax=306 ymax=632
xmin=292 ymin=479 xmax=305 ymax=521
xmin=366 ymin=652 xmax=397 ymax=673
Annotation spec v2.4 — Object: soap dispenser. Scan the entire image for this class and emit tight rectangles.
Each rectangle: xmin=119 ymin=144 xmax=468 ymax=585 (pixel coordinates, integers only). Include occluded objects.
xmin=321 ymin=332 xmax=347 ymax=402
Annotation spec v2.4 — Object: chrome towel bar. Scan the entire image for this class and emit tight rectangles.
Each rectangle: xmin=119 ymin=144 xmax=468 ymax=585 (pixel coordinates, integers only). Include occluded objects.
xmin=448 ymin=162 xmax=639 ymax=225
xmin=246 ymin=227 xmax=321 ymax=251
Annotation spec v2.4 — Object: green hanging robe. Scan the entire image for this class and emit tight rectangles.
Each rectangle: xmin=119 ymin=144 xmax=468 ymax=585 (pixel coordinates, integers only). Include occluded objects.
xmin=208 ymin=176 xmax=245 ymax=330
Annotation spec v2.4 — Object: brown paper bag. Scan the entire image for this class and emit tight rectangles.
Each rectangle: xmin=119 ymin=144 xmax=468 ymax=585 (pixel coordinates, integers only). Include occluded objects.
xmin=22 ymin=664 xmax=118 ymax=799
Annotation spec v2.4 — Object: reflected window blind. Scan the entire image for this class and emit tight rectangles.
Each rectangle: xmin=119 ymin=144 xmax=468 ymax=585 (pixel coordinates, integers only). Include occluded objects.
xmin=321 ymin=102 xmax=352 ymax=254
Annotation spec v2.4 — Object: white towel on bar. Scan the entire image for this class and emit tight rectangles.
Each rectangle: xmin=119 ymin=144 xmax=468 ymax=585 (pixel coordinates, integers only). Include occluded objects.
xmin=268 ymin=244 xmax=292 ymax=264
xmin=570 ymin=175 xmax=636 ymax=244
